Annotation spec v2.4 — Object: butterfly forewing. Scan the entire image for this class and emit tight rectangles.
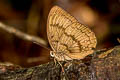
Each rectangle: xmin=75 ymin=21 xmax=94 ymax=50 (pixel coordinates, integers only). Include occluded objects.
xmin=47 ymin=6 xmax=97 ymax=61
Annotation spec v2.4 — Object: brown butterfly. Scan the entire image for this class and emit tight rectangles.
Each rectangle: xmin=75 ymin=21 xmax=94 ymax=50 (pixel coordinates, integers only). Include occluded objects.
xmin=47 ymin=6 xmax=97 ymax=61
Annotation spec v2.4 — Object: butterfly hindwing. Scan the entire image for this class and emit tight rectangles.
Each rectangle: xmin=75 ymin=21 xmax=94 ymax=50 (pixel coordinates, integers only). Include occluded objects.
xmin=47 ymin=6 xmax=97 ymax=60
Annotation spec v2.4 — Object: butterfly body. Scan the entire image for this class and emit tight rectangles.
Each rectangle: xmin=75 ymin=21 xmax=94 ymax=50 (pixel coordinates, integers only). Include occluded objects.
xmin=47 ymin=6 xmax=97 ymax=61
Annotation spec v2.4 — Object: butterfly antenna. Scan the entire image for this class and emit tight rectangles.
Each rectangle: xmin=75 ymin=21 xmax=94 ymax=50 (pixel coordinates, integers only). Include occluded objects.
xmin=33 ymin=41 xmax=51 ymax=50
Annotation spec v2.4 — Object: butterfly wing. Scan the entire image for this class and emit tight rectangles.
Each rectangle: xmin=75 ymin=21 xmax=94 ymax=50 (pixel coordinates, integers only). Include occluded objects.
xmin=47 ymin=6 xmax=97 ymax=60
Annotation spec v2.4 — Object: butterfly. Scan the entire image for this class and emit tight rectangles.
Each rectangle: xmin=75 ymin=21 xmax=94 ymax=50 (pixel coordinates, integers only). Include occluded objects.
xmin=47 ymin=6 xmax=97 ymax=61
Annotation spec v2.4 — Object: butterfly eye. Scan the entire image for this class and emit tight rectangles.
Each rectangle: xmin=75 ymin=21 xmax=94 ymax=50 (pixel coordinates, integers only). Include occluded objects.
xmin=50 ymin=51 xmax=54 ymax=57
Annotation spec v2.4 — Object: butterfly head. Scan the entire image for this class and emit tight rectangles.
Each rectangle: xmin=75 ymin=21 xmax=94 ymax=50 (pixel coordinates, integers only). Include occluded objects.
xmin=50 ymin=51 xmax=55 ymax=57
xmin=50 ymin=51 xmax=72 ymax=61
xmin=50 ymin=51 xmax=65 ymax=61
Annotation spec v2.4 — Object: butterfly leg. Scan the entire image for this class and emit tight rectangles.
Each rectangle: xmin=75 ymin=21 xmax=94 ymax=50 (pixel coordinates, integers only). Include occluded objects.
xmin=54 ymin=58 xmax=57 ymax=66
xmin=57 ymin=60 xmax=69 ymax=80
xmin=53 ymin=57 xmax=65 ymax=73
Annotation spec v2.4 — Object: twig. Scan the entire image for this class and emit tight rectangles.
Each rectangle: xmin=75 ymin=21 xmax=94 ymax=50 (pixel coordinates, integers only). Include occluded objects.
xmin=0 ymin=22 xmax=48 ymax=49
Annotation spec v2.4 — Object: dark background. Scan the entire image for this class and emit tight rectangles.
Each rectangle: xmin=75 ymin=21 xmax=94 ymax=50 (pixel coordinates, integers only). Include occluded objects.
xmin=0 ymin=0 xmax=119 ymax=67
